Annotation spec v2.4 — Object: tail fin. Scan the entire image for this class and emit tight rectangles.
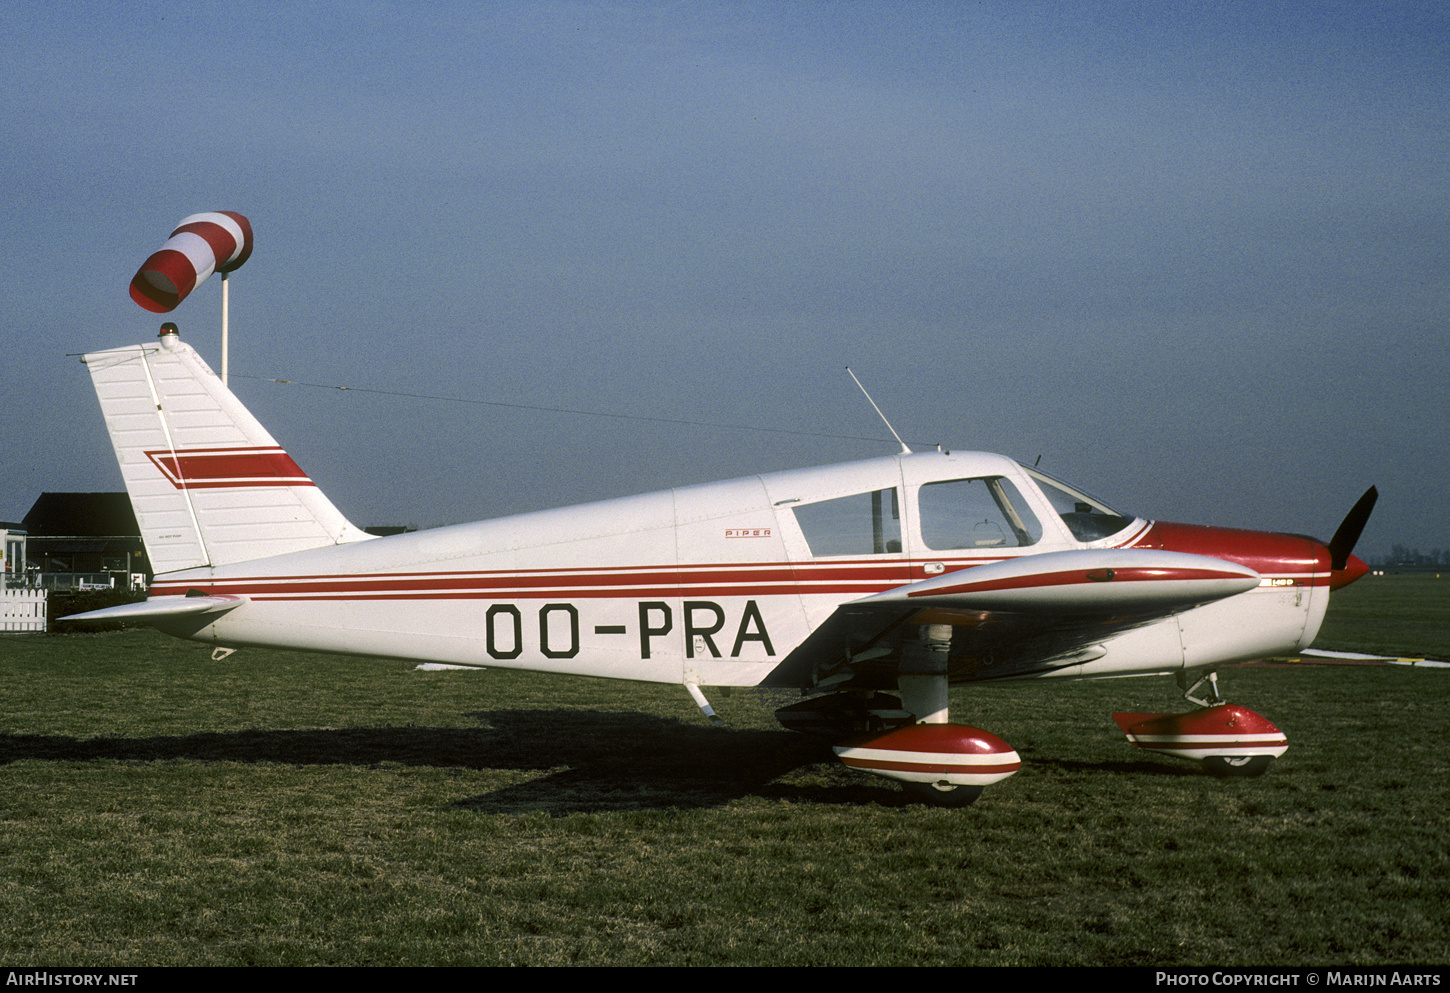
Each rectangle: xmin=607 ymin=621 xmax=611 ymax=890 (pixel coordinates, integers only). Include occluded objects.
xmin=82 ymin=328 xmax=373 ymax=575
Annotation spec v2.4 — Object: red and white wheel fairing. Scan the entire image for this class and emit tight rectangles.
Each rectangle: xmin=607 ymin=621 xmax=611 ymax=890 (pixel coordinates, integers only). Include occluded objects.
xmin=1112 ymin=705 xmax=1288 ymax=762
xmin=129 ymin=211 xmax=253 ymax=313
xmin=833 ymin=723 xmax=1021 ymax=787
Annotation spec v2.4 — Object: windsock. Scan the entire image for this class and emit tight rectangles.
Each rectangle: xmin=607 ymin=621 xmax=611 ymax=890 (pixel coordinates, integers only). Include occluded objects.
xmin=129 ymin=211 xmax=253 ymax=313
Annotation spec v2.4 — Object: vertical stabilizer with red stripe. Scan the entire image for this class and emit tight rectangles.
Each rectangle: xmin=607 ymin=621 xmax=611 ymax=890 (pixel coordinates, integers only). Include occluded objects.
xmin=82 ymin=330 xmax=373 ymax=574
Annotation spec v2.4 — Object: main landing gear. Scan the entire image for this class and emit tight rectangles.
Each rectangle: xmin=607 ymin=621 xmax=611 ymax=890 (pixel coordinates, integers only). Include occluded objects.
xmin=1112 ymin=669 xmax=1287 ymax=777
xmin=777 ymin=624 xmax=1023 ymax=808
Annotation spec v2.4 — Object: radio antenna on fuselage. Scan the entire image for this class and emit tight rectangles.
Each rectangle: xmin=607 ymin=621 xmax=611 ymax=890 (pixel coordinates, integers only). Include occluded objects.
xmin=846 ymin=367 xmax=911 ymax=454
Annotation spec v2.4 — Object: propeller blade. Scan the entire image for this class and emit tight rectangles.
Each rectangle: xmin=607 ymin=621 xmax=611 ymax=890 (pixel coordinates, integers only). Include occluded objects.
xmin=1328 ymin=486 xmax=1378 ymax=572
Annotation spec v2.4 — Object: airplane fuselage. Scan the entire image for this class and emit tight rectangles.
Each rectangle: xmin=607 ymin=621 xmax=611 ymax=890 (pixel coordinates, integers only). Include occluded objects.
xmin=143 ymin=449 xmax=1336 ymax=688
xmin=73 ymin=329 xmax=1376 ymax=799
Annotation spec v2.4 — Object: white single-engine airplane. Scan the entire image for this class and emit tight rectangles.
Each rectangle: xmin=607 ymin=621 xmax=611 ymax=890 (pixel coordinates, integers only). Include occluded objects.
xmin=69 ymin=325 xmax=1377 ymax=806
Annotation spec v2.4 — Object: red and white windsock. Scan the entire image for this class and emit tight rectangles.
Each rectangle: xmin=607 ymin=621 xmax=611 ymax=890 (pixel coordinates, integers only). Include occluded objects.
xmin=129 ymin=211 xmax=253 ymax=313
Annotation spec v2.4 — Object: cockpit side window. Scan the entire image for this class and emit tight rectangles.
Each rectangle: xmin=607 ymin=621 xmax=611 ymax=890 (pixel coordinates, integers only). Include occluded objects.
xmin=918 ymin=477 xmax=1042 ymax=550
xmin=792 ymin=488 xmax=902 ymax=557
xmin=1024 ymin=467 xmax=1135 ymax=542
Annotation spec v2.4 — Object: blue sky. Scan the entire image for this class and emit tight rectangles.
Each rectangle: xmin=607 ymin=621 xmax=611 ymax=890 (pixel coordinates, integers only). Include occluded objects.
xmin=3 ymin=1 xmax=1446 ymax=559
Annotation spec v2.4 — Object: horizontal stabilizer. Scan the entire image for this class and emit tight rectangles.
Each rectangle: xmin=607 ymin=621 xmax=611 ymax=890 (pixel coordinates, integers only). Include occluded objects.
xmin=856 ymin=549 xmax=1260 ymax=614
xmin=64 ymin=594 xmax=246 ymax=624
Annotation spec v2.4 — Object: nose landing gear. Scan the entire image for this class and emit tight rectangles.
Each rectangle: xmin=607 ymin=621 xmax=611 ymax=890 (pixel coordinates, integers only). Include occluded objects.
xmin=1113 ymin=670 xmax=1287 ymax=776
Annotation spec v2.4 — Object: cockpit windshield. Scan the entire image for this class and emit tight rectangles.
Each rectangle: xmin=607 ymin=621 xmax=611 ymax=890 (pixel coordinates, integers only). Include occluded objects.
xmin=1023 ymin=466 xmax=1136 ymax=542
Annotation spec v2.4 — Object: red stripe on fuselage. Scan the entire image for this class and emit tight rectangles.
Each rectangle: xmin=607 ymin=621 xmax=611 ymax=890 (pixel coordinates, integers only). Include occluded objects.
xmin=149 ymin=525 xmax=1326 ymax=603
xmin=150 ymin=560 xmax=920 ymax=601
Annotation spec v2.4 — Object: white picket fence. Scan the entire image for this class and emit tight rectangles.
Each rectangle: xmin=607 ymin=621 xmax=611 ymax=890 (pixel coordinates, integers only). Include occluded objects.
xmin=1 ymin=588 xmax=47 ymax=632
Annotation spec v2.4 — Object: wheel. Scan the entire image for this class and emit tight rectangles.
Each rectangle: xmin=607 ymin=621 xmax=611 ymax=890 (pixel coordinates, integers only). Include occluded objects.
xmin=1202 ymin=754 xmax=1274 ymax=777
xmin=904 ymin=781 xmax=984 ymax=807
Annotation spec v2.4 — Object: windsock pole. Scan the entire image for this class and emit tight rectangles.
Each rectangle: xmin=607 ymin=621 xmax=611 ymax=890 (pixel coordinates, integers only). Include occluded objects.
xmin=221 ymin=270 xmax=230 ymax=385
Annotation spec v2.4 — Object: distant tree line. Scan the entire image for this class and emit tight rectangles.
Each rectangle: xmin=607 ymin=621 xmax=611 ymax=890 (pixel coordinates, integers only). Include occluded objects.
xmin=1379 ymin=544 xmax=1450 ymax=566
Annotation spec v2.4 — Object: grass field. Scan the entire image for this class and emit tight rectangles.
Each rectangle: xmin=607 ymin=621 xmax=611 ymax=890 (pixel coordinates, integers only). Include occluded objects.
xmin=0 ymin=574 xmax=1446 ymax=966
xmin=1312 ymin=571 xmax=1450 ymax=659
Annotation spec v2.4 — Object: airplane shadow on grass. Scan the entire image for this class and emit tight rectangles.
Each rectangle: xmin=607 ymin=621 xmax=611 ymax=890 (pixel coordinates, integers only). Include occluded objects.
xmin=0 ymin=709 xmax=900 ymax=813
xmin=0 ymin=709 xmax=1199 ymax=815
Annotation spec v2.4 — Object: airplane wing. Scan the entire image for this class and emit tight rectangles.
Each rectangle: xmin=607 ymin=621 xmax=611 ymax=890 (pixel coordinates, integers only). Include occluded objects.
xmin=761 ymin=549 xmax=1260 ymax=690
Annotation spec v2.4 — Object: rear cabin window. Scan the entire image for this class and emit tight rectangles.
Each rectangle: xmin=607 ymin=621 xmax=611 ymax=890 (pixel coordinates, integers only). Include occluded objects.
xmin=792 ymin=488 xmax=902 ymax=557
xmin=918 ymin=477 xmax=1042 ymax=550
